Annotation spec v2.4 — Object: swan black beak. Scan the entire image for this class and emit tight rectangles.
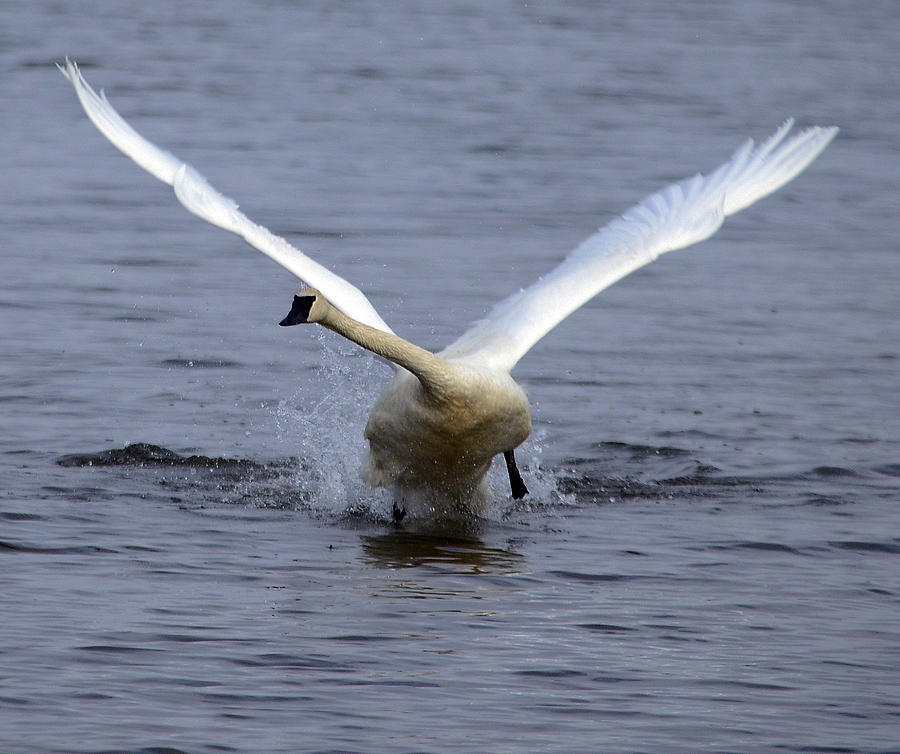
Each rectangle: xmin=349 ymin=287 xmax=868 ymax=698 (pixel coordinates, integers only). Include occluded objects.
xmin=279 ymin=295 xmax=316 ymax=326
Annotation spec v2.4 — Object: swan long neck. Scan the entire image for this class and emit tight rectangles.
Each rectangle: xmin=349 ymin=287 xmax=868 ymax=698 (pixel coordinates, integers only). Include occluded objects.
xmin=320 ymin=304 xmax=450 ymax=396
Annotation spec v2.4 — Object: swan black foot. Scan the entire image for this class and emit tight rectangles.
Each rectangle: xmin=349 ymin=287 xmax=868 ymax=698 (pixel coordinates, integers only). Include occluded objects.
xmin=504 ymin=449 xmax=529 ymax=500
xmin=391 ymin=502 xmax=407 ymax=524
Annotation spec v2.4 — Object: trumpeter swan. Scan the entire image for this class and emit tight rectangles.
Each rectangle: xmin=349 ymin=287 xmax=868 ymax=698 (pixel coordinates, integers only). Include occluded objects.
xmin=59 ymin=60 xmax=837 ymax=522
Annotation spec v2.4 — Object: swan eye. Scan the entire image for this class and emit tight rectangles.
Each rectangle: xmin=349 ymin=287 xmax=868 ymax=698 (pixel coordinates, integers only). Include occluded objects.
xmin=279 ymin=294 xmax=316 ymax=326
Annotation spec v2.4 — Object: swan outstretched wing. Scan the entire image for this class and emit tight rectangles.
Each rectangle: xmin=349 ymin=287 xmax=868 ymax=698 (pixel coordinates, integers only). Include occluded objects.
xmin=59 ymin=59 xmax=392 ymax=334
xmin=442 ymin=120 xmax=837 ymax=371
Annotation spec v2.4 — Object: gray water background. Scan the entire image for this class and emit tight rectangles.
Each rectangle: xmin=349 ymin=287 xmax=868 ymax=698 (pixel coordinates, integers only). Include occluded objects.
xmin=2 ymin=1 xmax=900 ymax=751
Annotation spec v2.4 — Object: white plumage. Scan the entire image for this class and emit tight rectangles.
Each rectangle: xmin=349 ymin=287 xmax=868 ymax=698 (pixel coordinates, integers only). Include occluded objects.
xmin=60 ymin=59 xmax=837 ymax=521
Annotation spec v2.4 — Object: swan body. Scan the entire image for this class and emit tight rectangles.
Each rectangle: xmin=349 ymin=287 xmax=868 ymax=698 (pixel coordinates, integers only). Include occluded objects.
xmin=279 ymin=289 xmax=531 ymax=518
xmin=363 ymin=365 xmax=530 ymax=517
xmin=59 ymin=60 xmax=838 ymax=522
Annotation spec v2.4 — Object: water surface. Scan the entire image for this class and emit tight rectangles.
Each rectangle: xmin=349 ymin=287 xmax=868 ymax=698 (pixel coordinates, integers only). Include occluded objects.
xmin=2 ymin=2 xmax=899 ymax=751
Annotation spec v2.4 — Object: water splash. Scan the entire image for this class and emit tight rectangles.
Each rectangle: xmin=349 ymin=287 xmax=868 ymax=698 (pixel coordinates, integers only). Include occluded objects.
xmin=484 ymin=426 xmax=575 ymax=523
xmin=273 ymin=331 xmax=395 ymax=520
xmin=271 ymin=333 xmax=574 ymax=524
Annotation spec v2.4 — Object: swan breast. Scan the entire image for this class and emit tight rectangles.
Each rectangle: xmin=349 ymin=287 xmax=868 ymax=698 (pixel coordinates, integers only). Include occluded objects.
xmin=362 ymin=365 xmax=531 ymax=492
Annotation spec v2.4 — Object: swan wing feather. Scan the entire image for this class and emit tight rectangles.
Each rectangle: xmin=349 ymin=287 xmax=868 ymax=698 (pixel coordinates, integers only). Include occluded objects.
xmin=442 ymin=120 xmax=837 ymax=371
xmin=59 ymin=59 xmax=392 ymax=334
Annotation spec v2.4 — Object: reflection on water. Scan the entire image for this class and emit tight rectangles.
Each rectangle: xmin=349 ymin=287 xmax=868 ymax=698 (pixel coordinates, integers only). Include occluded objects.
xmin=360 ymin=530 xmax=523 ymax=573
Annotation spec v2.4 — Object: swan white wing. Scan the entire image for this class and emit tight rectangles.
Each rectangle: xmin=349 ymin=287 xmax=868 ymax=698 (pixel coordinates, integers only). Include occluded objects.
xmin=442 ymin=120 xmax=837 ymax=372
xmin=59 ymin=59 xmax=392 ymax=334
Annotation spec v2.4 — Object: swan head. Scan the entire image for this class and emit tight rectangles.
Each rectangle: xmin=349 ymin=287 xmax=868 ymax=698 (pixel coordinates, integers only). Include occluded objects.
xmin=279 ymin=288 xmax=330 ymax=326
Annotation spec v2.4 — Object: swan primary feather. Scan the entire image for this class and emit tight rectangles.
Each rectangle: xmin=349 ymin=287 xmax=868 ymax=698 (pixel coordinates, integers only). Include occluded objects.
xmin=59 ymin=60 xmax=837 ymax=521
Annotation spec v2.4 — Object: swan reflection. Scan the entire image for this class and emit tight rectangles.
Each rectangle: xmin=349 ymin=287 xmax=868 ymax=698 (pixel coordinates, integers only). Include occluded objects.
xmin=360 ymin=530 xmax=523 ymax=573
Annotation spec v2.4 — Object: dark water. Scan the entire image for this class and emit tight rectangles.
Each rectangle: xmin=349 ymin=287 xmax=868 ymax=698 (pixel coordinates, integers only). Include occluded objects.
xmin=3 ymin=1 xmax=900 ymax=751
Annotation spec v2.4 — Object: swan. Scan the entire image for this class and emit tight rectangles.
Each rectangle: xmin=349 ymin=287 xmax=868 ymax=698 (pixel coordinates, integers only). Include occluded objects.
xmin=59 ymin=60 xmax=837 ymax=522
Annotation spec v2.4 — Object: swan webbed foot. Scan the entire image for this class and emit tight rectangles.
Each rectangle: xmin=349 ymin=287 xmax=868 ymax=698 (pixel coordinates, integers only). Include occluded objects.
xmin=391 ymin=502 xmax=407 ymax=524
xmin=504 ymin=449 xmax=529 ymax=500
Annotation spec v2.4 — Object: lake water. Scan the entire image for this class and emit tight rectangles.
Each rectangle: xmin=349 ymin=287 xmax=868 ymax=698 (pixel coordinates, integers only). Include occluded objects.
xmin=2 ymin=1 xmax=900 ymax=752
